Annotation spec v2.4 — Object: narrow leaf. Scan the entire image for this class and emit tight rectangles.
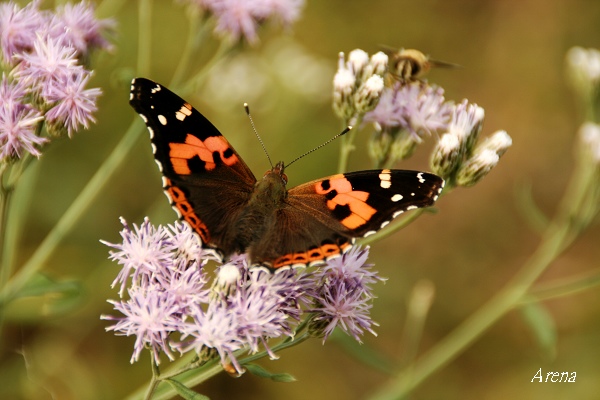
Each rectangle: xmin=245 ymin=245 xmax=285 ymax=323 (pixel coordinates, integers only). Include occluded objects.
xmin=165 ymin=379 xmax=210 ymax=400
xmin=519 ymin=301 xmax=557 ymax=361
xmin=244 ymin=364 xmax=296 ymax=382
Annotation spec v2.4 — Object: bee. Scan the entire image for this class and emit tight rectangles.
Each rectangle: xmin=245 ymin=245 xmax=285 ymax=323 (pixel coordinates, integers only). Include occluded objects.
xmin=382 ymin=47 xmax=460 ymax=82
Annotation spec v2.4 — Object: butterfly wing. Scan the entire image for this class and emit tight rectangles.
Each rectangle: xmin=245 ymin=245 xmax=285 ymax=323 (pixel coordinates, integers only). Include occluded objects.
xmin=129 ymin=78 xmax=257 ymax=256
xmin=251 ymin=169 xmax=444 ymax=269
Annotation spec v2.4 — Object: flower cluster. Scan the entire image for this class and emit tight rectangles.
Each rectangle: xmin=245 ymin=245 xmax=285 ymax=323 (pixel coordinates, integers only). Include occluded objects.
xmin=180 ymin=0 xmax=305 ymax=45
xmin=430 ymin=100 xmax=511 ymax=186
xmin=331 ymin=47 xmax=512 ymax=183
xmin=332 ymin=49 xmax=387 ymax=123
xmin=364 ymin=81 xmax=452 ymax=163
xmin=102 ymin=218 xmax=383 ymax=374
xmin=0 ymin=1 xmax=113 ymax=161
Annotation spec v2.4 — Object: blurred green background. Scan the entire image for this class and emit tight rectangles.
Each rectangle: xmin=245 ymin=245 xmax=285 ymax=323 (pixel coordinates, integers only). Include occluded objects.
xmin=2 ymin=0 xmax=600 ymax=399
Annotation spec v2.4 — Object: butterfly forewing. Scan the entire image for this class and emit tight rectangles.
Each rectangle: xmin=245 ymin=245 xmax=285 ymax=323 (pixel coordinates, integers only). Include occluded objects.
xmin=129 ymin=78 xmax=256 ymax=253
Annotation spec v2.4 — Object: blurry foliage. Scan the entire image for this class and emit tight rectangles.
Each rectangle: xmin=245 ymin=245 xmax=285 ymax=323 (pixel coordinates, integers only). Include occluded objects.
xmin=1 ymin=0 xmax=600 ymax=399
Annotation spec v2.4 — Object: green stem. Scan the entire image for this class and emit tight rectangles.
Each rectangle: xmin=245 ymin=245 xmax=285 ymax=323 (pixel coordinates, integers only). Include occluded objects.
xmin=369 ymin=144 xmax=596 ymax=400
xmin=169 ymin=12 xmax=202 ymax=89
xmin=137 ymin=0 xmax=152 ymax=77
xmin=0 ymin=118 xmax=144 ymax=304
xmin=521 ymin=269 xmax=600 ymax=304
xmin=370 ymin=220 xmax=575 ymax=400
xmin=144 ymin=355 xmax=161 ymax=400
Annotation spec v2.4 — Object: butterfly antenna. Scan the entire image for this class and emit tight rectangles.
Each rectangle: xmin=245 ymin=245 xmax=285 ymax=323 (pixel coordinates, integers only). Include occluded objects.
xmin=285 ymin=126 xmax=352 ymax=169
xmin=245 ymin=103 xmax=273 ymax=168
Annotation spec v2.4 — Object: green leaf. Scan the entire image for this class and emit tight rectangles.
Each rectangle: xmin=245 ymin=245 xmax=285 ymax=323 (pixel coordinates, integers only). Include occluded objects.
xmin=519 ymin=301 xmax=557 ymax=361
xmin=244 ymin=363 xmax=296 ymax=382
xmin=165 ymin=379 xmax=210 ymax=400
xmin=17 ymin=273 xmax=81 ymax=299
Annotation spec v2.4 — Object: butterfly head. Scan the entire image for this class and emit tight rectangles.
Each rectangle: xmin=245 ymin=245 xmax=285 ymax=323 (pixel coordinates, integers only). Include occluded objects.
xmin=262 ymin=161 xmax=288 ymax=185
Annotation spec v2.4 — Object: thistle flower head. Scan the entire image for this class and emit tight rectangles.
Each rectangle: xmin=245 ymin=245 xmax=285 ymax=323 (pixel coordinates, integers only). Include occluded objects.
xmin=0 ymin=75 xmax=45 ymax=160
xmin=49 ymin=1 xmax=115 ymax=56
xmin=364 ymin=82 xmax=452 ymax=141
xmin=102 ymin=287 xmax=183 ymax=364
xmin=0 ymin=1 xmax=46 ymax=66
xmin=182 ymin=0 xmax=305 ymax=45
xmin=43 ymin=71 xmax=101 ymax=137
xmin=309 ymin=247 xmax=384 ymax=343
xmin=103 ymin=218 xmax=383 ymax=372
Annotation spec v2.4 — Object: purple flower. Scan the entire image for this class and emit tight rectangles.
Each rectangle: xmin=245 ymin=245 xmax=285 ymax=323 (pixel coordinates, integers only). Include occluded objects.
xmin=446 ymin=99 xmax=485 ymax=154
xmin=183 ymin=0 xmax=305 ymax=44
xmin=0 ymin=1 xmax=46 ymax=65
xmin=101 ymin=217 xmax=174 ymax=296
xmin=13 ymin=33 xmax=82 ymax=96
xmin=364 ymin=82 xmax=452 ymax=141
xmin=311 ymin=278 xmax=379 ymax=343
xmin=102 ymin=218 xmax=384 ymax=371
xmin=0 ymin=76 xmax=45 ymax=160
xmin=310 ymin=246 xmax=383 ymax=343
xmin=102 ymin=287 xmax=183 ymax=364
xmin=49 ymin=1 xmax=115 ymax=56
xmin=178 ymin=302 xmax=245 ymax=373
xmin=160 ymin=259 xmax=210 ymax=308
xmin=43 ymin=72 xmax=101 ymax=137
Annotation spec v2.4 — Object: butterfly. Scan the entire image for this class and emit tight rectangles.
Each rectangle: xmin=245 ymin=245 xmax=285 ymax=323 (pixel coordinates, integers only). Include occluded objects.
xmin=129 ymin=78 xmax=444 ymax=270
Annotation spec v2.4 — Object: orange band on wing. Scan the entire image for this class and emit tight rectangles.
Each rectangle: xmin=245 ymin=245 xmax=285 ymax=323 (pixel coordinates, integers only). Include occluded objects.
xmin=315 ymin=176 xmax=377 ymax=230
xmin=164 ymin=178 xmax=210 ymax=243
xmin=169 ymin=134 xmax=238 ymax=174
xmin=272 ymin=240 xmax=352 ymax=269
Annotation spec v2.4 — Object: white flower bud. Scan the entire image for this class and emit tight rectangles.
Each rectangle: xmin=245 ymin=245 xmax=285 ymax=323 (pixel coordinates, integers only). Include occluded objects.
xmin=456 ymin=148 xmax=499 ymax=187
xmin=431 ymin=133 xmax=462 ymax=178
xmin=354 ymin=74 xmax=384 ymax=113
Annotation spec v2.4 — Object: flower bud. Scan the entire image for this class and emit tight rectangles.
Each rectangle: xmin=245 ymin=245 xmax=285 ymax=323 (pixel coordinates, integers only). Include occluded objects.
xmin=455 ymin=148 xmax=499 ymax=187
xmin=566 ymin=47 xmax=600 ymax=94
xmin=479 ymin=130 xmax=512 ymax=157
xmin=431 ymin=132 xmax=462 ymax=178
xmin=332 ymin=68 xmax=356 ymax=119
xmin=370 ymin=51 xmax=389 ymax=76
xmin=354 ymin=74 xmax=384 ymax=113
xmin=579 ymin=122 xmax=600 ymax=164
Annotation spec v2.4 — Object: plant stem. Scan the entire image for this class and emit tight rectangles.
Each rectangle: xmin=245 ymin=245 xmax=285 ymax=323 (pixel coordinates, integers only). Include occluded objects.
xmin=369 ymin=146 xmax=596 ymax=400
xmin=0 ymin=118 xmax=144 ymax=304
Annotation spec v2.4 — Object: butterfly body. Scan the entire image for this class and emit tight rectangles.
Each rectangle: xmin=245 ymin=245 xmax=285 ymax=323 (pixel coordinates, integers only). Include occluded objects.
xmin=129 ymin=78 xmax=444 ymax=269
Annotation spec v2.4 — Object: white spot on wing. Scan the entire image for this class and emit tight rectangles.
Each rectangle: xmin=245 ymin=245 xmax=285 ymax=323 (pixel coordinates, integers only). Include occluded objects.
xmin=380 ymin=220 xmax=390 ymax=229
xmin=417 ymin=172 xmax=425 ymax=183
xmin=151 ymin=84 xmax=161 ymax=93
xmin=140 ymin=114 xmax=148 ymax=123
xmin=393 ymin=210 xmax=404 ymax=218
xmin=154 ymin=159 xmax=163 ymax=172
xmin=406 ymin=205 xmax=418 ymax=211
xmin=379 ymin=170 xmax=392 ymax=189
xmin=391 ymin=194 xmax=403 ymax=202
xmin=176 ymin=104 xmax=193 ymax=121
xmin=148 ymin=126 xmax=154 ymax=139
xmin=363 ymin=230 xmax=376 ymax=237
xmin=158 ymin=115 xmax=167 ymax=125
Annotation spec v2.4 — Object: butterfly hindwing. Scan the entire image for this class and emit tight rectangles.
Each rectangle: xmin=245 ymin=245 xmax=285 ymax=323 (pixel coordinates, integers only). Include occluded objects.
xmin=250 ymin=170 xmax=444 ymax=268
xmin=129 ymin=78 xmax=257 ymax=255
